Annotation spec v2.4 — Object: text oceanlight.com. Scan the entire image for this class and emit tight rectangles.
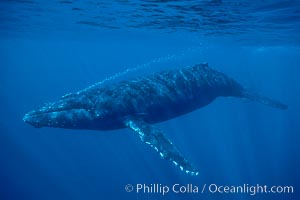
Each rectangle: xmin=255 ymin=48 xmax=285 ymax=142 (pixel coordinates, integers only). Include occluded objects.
xmin=124 ymin=183 xmax=294 ymax=196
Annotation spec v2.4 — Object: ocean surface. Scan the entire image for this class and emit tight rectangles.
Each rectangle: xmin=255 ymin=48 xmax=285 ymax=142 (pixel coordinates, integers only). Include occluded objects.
xmin=0 ymin=0 xmax=299 ymax=199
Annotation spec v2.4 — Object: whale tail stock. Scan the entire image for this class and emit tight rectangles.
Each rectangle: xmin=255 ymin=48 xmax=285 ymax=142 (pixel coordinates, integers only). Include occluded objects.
xmin=241 ymin=90 xmax=288 ymax=110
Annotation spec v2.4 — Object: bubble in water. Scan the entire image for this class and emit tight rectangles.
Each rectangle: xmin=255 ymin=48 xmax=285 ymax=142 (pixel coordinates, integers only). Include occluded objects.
xmin=78 ymin=45 xmax=204 ymax=93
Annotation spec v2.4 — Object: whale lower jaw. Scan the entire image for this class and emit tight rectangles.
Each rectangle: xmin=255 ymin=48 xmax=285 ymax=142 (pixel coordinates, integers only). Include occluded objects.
xmin=23 ymin=108 xmax=93 ymax=129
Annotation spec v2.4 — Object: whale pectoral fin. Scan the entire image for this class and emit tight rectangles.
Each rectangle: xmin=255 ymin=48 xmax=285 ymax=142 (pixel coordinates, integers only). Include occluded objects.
xmin=124 ymin=118 xmax=199 ymax=176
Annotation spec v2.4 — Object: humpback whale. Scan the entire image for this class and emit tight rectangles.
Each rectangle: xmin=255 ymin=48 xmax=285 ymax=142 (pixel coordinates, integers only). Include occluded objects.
xmin=23 ymin=63 xmax=287 ymax=176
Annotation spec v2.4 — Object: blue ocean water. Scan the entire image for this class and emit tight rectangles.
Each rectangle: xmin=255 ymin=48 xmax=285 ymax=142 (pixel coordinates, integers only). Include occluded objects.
xmin=0 ymin=0 xmax=299 ymax=199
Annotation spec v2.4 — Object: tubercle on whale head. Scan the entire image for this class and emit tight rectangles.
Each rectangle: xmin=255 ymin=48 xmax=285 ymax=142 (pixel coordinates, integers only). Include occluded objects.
xmin=23 ymin=93 xmax=95 ymax=129
xmin=23 ymin=108 xmax=94 ymax=129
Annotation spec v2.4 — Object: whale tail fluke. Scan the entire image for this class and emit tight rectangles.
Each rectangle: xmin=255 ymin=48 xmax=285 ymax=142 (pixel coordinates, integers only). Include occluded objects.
xmin=242 ymin=90 xmax=288 ymax=110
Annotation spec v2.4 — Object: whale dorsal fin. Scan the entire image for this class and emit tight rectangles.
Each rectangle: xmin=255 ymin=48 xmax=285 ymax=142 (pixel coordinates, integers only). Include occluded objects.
xmin=124 ymin=117 xmax=199 ymax=176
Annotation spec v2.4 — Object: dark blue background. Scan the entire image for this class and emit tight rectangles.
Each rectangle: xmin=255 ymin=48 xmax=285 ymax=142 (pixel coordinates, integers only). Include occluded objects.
xmin=1 ymin=0 xmax=299 ymax=199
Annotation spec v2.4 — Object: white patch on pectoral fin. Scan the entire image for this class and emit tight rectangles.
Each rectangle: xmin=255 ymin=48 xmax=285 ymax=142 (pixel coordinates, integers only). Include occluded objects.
xmin=124 ymin=118 xmax=199 ymax=176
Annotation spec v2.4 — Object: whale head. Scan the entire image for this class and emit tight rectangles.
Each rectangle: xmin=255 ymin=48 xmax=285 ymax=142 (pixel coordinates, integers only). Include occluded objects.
xmin=23 ymin=93 xmax=95 ymax=129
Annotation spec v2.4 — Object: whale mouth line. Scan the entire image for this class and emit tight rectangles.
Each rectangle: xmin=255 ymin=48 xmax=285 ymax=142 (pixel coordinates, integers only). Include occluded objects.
xmin=23 ymin=108 xmax=90 ymax=128
xmin=25 ymin=107 xmax=87 ymax=117
xmin=24 ymin=108 xmax=87 ymax=118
